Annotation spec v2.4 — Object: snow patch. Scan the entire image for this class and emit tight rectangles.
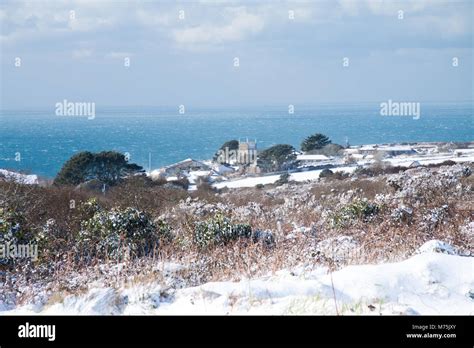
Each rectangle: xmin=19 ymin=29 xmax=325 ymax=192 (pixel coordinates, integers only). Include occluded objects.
xmin=0 ymin=169 xmax=38 ymax=184
xmin=416 ymin=240 xmax=458 ymax=255
xmin=2 ymin=245 xmax=472 ymax=315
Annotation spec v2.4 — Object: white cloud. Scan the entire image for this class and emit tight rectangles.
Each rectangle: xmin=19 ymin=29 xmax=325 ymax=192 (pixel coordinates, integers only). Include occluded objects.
xmin=136 ymin=9 xmax=176 ymax=27
xmin=172 ymin=7 xmax=264 ymax=46
xmin=337 ymin=0 xmax=470 ymax=38
xmin=0 ymin=0 xmax=122 ymax=43
xmin=339 ymin=0 xmax=430 ymax=16
xmin=67 ymin=15 xmax=115 ymax=32
xmin=0 ymin=0 xmax=470 ymax=50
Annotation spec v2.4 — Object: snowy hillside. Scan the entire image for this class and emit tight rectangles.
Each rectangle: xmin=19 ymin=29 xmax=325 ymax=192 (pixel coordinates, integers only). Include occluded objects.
xmin=0 ymin=169 xmax=38 ymax=185
xmin=3 ymin=241 xmax=473 ymax=315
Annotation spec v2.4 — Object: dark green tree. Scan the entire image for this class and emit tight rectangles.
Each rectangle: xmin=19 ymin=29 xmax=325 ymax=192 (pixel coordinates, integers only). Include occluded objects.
xmin=301 ymin=133 xmax=331 ymax=152
xmin=54 ymin=151 xmax=95 ymax=186
xmin=213 ymin=139 xmax=239 ymax=163
xmin=54 ymin=151 xmax=143 ymax=186
xmin=258 ymin=144 xmax=296 ymax=172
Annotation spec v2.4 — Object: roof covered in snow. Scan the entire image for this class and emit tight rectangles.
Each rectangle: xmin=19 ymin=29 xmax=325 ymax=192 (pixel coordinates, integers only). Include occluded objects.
xmin=297 ymin=154 xmax=330 ymax=161
xmin=359 ymin=145 xmax=414 ymax=152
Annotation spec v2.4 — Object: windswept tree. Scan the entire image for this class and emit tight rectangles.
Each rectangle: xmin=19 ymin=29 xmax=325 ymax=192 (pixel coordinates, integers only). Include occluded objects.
xmin=54 ymin=151 xmax=95 ymax=186
xmin=54 ymin=151 xmax=144 ymax=186
xmin=306 ymin=143 xmax=344 ymax=156
xmin=213 ymin=139 xmax=239 ymax=163
xmin=258 ymin=144 xmax=296 ymax=172
xmin=301 ymin=133 xmax=331 ymax=152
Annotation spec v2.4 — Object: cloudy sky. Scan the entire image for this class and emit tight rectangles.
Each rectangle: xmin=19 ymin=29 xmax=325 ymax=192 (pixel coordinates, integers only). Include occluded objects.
xmin=1 ymin=0 xmax=472 ymax=108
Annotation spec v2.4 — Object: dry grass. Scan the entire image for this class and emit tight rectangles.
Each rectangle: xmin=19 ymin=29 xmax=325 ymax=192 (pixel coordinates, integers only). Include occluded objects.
xmin=223 ymin=188 xmax=285 ymax=207
xmin=311 ymin=177 xmax=390 ymax=200
xmin=1 ymin=162 xmax=472 ymax=303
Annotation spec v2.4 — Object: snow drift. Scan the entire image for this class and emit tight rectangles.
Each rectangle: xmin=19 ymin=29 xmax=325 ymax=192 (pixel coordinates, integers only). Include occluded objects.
xmin=2 ymin=242 xmax=473 ymax=315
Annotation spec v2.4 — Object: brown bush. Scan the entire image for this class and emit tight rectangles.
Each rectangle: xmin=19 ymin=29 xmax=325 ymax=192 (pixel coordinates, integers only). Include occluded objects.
xmin=311 ymin=178 xmax=389 ymax=200
xmin=426 ymin=160 xmax=457 ymax=168
xmin=353 ymin=164 xmax=406 ymax=177
xmin=107 ymin=179 xmax=188 ymax=213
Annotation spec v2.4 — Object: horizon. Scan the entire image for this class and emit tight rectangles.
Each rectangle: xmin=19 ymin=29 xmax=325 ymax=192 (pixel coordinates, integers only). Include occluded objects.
xmin=2 ymin=99 xmax=473 ymax=112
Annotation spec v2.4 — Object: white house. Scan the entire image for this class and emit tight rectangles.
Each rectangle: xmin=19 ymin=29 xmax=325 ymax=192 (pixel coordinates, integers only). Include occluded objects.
xmin=159 ymin=158 xmax=210 ymax=177
xmin=296 ymin=154 xmax=330 ymax=162
xmin=212 ymin=163 xmax=235 ymax=175
xmin=358 ymin=145 xmax=416 ymax=157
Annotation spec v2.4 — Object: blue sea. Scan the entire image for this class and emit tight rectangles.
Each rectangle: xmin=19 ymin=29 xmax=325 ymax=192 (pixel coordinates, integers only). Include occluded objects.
xmin=1 ymin=103 xmax=473 ymax=179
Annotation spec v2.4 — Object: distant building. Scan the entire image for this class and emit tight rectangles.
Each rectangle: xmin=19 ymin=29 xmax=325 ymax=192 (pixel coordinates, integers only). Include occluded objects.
xmin=295 ymin=154 xmax=331 ymax=168
xmin=454 ymin=148 xmax=474 ymax=157
xmin=237 ymin=139 xmax=257 ymax=165
xmin=296 ymin=154 xmax=330 ymax=162
xmin=412 ymin=144 xmax=439 ymax=154
xmin=357 ymin=145 xmax=416 ymax=157
xmin=343 ymin=148 xmax=359 ymax=155
xmin=212 ymin=163 xmax=235 ymax=175
xmin=343 ymin=153 xmax=373 ymax=164
xmin=158 ymin=158 xmax=210 ymax=177
xmin=215 ymin=139 xmax=258 ymax=166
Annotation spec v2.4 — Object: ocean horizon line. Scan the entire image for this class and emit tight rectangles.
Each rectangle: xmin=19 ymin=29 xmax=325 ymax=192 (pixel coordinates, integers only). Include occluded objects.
xmin=1 ymin=100 xmax=473 ymax=113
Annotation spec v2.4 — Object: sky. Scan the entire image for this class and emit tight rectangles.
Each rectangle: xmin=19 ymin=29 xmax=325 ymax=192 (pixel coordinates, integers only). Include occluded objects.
xmin=0 ymin=0 xmax=473 ymax=109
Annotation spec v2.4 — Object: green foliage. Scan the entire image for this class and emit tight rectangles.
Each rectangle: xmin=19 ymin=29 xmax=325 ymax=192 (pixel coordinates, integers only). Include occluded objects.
xmin=194 ymin=213 xmax=251 ymax=248
xmin=36 ymin=218 xmax=61 ymax=258
xmin=214 ymin=139 xmax=239 ymax=154
xmin=213 ymin=140 xmax=239 ymax=162
xmin=308 ymin=143 xmax=343 ymax=156
xmin=0 ymin=207 xmax=34 ymax=244
xmin=155 ymin=218 xmax=173 ymax=243
xmin=252 ymin=229 xmax=275 ymax=248
xmin=331 ymin=199 xmax=380 ymax=228
xmin=79 ymin=206 xmax=161 ymax=260
xmin=79 ymin=197 xmax=103 ymax=218
xmin=54 ymin=151 xmax=95 ymax=186
xmin=301 ymin=133 xmax=331 ymax=152
xmin=0 ymin=207 xmax=41 ymax=264
xmin=220 ymin=140 xmax=240 ymax=151
xmin=54 ymin=151 xmax=144 ymax=186
xmin=319 ymin=169 xmax=334 ymax=178
xmin=258 ymin=144 xmax=296 ymax=172
xmin=275 ymin=173 xmax=290 ymax=186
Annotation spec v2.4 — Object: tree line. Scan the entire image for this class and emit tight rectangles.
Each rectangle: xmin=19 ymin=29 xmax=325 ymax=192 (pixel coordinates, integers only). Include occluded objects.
xmin=54 ymin=132 xmax=337 ymax=186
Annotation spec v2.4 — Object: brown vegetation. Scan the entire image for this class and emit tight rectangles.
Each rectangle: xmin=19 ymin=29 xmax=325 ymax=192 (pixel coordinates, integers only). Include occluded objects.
xmin=0 ymin=162 xmax=472 ymax=305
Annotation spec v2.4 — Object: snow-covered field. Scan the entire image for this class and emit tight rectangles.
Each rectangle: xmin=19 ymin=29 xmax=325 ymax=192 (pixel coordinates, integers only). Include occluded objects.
xmin=386 ymin=153 xmax=474 ymax=168
xmin=0 ymin=169 xmax=38 ymax=185
xmin=213 ymin=153 xmax=474 ymax=189
xmin=213 ymin=167 xmax=357 ymax=189
xmin=3 ymin=241 xmax=473 ymax=315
